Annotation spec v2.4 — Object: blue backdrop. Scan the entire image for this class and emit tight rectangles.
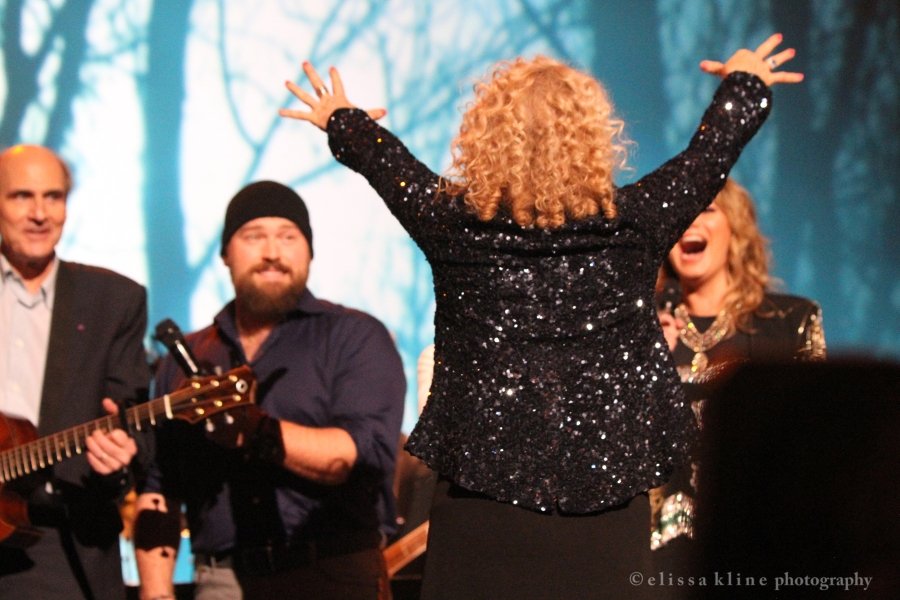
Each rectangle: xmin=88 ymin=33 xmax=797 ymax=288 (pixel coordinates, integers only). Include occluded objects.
xmin=3 ymin=0 xmax=898 ymax=440
xmin=2 ymin=0 xmax=898 ymax=585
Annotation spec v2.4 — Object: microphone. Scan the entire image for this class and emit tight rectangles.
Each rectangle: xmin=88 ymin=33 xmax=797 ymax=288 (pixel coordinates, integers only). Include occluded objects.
xmin=656 ymin=277 xmax=682 ymax=315
xmin=154 ymin=318 xmax=207 ymax=378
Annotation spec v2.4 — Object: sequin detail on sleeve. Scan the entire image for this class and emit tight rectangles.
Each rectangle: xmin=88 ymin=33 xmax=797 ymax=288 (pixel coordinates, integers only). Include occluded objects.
xmin=327 ymin=71 xmax=772 ymax=514
xmin=798 ymin=303 xmax=827 ymax=361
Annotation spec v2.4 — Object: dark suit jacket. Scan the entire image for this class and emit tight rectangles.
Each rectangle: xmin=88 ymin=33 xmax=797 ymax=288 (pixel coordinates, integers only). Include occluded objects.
xmin=0 ymin=260 xmax=150 ymax=600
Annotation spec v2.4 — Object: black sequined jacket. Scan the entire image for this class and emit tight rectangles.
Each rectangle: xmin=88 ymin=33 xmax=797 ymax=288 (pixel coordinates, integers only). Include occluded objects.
xmin=327 ymin=71 xmax=772 ymax=513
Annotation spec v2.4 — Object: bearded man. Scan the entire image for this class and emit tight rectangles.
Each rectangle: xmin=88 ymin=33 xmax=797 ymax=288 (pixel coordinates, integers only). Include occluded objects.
xmin=134 ymin=181 xmax=406 ymax=600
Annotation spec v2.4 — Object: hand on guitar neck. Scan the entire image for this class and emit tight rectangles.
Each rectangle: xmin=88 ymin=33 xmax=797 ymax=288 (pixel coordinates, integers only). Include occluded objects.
xmin=84 ymin=398 xmax=138 ymax=475
xmin=0 ymin=366 xmax=257 ymax=547
xmin=0 ymin=400 xmax=136 ymax=548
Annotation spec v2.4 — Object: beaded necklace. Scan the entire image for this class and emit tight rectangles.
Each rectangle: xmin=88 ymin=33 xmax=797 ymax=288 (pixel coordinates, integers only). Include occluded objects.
xmin=674 ymin=303 xmax=731 ymax=375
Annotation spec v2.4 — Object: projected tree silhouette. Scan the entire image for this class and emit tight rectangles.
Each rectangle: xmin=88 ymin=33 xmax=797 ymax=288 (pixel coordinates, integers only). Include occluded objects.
xmin=177 ymin=0 xmax=598 ymax=414
xmin=142 ymin=0 xmax=193 ymax=331
xmin=774 ymin=0 xmax=900 ymax=352
xmin=0 ymin=0 xmax=93 ymax=147
xmin=1 ymin=0 xmax=896 ymax=588
xmin=0 ymin=0 xmax=896 ymax=368
xmin=656 ymin=0 xmax=900 ymax=354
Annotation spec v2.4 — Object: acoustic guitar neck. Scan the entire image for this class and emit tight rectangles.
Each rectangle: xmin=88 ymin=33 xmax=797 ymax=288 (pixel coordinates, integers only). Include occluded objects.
xmin=0 ymin=366 xmax=254 ymax=484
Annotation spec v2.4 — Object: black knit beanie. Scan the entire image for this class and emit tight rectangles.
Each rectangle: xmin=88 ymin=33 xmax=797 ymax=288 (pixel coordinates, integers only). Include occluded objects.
xmin=220 ymin=181 xmax=313 ymax=257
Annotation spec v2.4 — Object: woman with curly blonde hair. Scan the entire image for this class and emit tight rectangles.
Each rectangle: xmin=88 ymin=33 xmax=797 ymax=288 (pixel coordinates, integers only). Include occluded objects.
xmin=443 ymin=56 xmax=628 ymax=228
xmin=282 ymin=35 xmax=802 ymax=599
xmin=707 ymin=177 xmax=772 ymax=328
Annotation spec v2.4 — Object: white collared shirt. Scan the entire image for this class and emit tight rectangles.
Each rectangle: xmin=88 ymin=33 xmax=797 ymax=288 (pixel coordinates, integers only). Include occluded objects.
xmin=0 ymin=254 xmax=58 ymax=426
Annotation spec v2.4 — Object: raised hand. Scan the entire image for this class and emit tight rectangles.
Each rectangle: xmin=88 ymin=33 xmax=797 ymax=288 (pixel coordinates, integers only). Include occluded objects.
xmin=700 ymin=33 xmax=803 ymax=86
xmin=279 ymin=62 xmax=387 ymax=130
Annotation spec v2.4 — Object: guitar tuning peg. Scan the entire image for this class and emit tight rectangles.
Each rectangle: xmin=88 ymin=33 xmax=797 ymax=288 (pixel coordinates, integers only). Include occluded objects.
xmin=205 ymin=419 xmax=215 ymax=433
xmin=225 ymin=413 xmax=234 ymax=425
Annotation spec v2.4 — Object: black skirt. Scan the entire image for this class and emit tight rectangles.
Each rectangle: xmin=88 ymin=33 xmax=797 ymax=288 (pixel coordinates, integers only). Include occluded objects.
xmin=421 ymin=479 xmax=656 ymax=600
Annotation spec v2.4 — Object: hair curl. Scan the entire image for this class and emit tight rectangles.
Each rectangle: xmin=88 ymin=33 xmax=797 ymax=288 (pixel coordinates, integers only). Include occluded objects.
xmin=664 ymin=178 xmax=772 ymax=333
xmin=442 ymin=56 xmax=629 ymax=229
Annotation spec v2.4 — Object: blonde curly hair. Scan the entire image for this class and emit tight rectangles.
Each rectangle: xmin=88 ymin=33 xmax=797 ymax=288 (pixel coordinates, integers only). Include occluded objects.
xmin=664 ymin=178 xmax=772 ymax=334
xmin=715 ymin=178 xmax=773 ymax=332
xmin=442 ymin=56 xmax=629 ymax=229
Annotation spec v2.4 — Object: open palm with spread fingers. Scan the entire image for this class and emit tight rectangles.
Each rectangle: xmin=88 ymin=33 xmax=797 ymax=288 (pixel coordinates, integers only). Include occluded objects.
xmin=700 ymin=33 xmax=803 ymax=86
xmin=279 ymin=62 xmax=386 ymax=130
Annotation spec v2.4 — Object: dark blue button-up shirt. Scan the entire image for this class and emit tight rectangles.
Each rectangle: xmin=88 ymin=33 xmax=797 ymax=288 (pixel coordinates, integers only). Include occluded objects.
xmin=142 ymin=290 xmax=406 ymax=553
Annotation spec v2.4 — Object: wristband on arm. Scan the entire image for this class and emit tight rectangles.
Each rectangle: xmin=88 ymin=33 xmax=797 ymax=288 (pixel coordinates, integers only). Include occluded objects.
xmin=203 ymin=405 xmax=286 ymax=465
xmin=133 ymin=506 xmax=181 ymax=553
xmin=245 ymin=412 xmax=286 ymax=465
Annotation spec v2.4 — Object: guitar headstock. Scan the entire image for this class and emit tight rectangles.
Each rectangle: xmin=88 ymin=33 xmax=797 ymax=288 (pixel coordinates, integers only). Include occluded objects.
xmin=166 ymin=365 xmax=257 ymax=424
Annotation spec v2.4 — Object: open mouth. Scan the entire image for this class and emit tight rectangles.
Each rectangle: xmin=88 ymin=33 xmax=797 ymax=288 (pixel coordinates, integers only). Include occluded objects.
xmin=679 ymin=236 xmax=707 ymax=255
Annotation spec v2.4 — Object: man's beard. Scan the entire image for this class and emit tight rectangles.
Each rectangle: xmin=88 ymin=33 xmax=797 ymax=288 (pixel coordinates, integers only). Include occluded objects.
xmin=232 ymin=260 xmax=306 ymax=323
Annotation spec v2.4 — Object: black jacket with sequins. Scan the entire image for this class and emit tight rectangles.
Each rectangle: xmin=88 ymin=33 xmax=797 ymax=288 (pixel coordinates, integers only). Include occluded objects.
xmin=327 ymin=71 xmax=772 ymax=514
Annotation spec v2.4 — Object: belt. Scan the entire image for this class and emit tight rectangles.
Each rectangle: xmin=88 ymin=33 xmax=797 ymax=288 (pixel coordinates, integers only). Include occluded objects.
xmin=194 ymin=530 xmax=382 ymax=575
xmin=194 ymin=549 xmax=234 ymax=569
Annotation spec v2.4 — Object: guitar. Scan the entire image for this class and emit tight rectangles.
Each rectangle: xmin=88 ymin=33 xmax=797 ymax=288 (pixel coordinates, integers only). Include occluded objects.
xmin=384 ymin=520 xmax=429 ymax=577
xmin=0 ymin=366 xmax=257 ymax=547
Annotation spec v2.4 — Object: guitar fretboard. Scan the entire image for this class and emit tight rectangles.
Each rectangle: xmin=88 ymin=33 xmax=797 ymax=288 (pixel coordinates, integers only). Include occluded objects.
xmin=0 ymin=375 xmax=239 ymax=484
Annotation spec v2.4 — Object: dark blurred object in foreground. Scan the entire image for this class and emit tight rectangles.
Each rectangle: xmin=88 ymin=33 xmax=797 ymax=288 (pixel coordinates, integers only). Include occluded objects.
xmin=693 ymin=360 xmax=900 ymax=598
